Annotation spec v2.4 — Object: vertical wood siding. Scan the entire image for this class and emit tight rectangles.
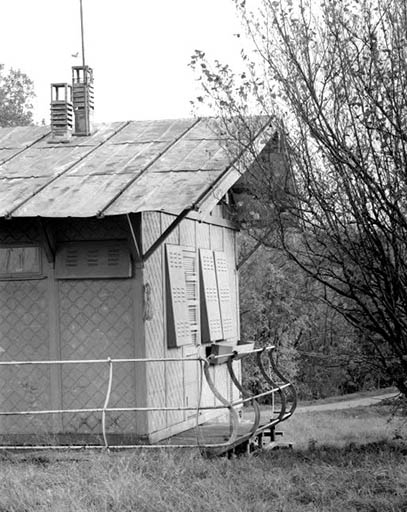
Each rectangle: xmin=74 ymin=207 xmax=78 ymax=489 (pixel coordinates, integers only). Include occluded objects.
xmin=196 ymin=222 xmax=210 ymax=249
xmin=179 ymin=218 xmax=196 ymax=247
xmin=179 ymin=220 xmax=200 ymax=420
xmin=143 ymin=212 xmax=240 ymax=437
xmin=223 ymin=228 xmax=238 ymax=344
xmin=210 ymin=224 xmax=224 ymax=251
xmin=162 ymin=215 xmax=184 ymax=426
xmin=223 ymin=228 xmax=241 ymax=401
xmin=143 ymin=212 xmax=167 ymax=432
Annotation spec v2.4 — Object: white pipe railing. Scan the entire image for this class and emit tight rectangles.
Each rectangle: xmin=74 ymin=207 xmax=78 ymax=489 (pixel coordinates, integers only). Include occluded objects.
xmin=0 ymin=346 xmax=296 ymax=452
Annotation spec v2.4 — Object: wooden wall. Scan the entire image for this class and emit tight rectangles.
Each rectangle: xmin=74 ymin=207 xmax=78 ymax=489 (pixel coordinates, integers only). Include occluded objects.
xmin=0 ymin=212 xmax=242 ymax=444
xmin=142 ymin=212 xmax=241 ymax=440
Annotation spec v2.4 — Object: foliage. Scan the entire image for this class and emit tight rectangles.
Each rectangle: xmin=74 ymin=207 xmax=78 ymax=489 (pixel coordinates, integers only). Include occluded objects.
xmin=191 ymin=0 xmax=407 ymax=398
xmin=0 ymin=65 xmax=35 ymax=127
xmin=239 ymin=235 xmax=383 ymax=399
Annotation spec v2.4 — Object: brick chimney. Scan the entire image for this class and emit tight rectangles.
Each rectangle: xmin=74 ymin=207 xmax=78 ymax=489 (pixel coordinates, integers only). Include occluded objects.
xmin=72 ymin=65 xmax=94 ymax=136
xmin=50 ymin=83 xmax=73 ymax=142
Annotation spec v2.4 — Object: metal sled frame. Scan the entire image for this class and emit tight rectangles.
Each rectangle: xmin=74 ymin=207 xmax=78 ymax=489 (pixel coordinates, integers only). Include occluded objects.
xmin=0 ymin=345 xmax=296 ymax=456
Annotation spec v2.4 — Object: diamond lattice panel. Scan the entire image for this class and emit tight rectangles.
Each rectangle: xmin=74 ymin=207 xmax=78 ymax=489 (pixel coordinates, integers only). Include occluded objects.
xmin=0 ymin=280 xmax=51 ymax=434
xmin=54 ymin=217 xmax=128 ymax=243
xmin=59 ymin=279 xmax=136 ymax=434
xmin=0 ymin=219 xmax=40 ymax=243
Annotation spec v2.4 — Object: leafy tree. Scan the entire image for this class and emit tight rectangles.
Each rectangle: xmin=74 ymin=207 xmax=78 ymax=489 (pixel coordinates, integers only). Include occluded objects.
xmin=239 ymin=234 xmax=380 ymax=399
xmin=191 ymin=0 xmax=407 ymax=398
xmin=0 ymin=65 xmax=35 ymax=127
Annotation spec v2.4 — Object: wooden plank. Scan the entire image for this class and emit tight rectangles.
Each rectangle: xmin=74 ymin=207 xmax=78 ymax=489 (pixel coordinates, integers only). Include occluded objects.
xmin=210 ymin=224 xmax=223 ymax=251
xmin=143 ymin=213 xmax=166 ymax=432
xmin=183 ymin=345 xmax=199 ymax=419
xmin=133 ymin=260 xmax=148 ymax=436
xmin=158 ymin=420 xmax=255 ymax=447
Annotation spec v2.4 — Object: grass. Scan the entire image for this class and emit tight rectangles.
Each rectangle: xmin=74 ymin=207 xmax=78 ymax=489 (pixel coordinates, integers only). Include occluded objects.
xmin=284 ymin=403 xmax=405 ymax=449
xmin=0 ymin=405 xmax=406 ymax=512
xmin=298 ymin=386 xmax=398 ymax=407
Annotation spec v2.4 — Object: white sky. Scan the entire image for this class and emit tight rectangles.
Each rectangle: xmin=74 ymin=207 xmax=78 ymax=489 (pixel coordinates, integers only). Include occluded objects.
xmin=1 ymin=0 xmax=245 ymax=124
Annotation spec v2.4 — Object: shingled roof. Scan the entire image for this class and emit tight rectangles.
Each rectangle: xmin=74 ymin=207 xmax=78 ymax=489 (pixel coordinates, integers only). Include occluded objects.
xmin=0 ymin=117 xmax=271 ymax=219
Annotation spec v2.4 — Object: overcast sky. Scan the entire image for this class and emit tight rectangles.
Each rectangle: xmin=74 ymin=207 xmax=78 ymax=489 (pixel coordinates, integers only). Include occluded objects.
xmin=1 ymin=0 xmax=245 ymax=124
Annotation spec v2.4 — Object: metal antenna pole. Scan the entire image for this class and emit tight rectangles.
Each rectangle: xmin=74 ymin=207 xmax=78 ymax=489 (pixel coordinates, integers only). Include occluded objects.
xmin=79 ymin=0 xmax=89 ymax=135
xmin=80 ymin=0 xmax=86 ymax=68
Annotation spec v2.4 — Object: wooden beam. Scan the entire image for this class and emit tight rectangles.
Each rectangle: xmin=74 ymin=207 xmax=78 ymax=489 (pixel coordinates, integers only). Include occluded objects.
xmin=142 ymin=208 xmax=190 ymax=263
xmin=38 ymin=219 xmax=55 ymax=264
xmin=126 ymin=213 xmax=143 ymax=265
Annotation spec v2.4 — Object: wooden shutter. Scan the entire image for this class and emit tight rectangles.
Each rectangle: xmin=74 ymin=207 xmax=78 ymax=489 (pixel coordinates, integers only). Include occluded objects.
xmin=199 ymin=249 xmax=223 ymax=342
xmin=166 ymin=244 xmax=192 ymax=347
xmin=183 ymin=248 xmax=200 ymax=345
xmin=55 ymin=241 xmax=131 ymax=279
xmin=214 ymin=251 xmax=236 ymax=340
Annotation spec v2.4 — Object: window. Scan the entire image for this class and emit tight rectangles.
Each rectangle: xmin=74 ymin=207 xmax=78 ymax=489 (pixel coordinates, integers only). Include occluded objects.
xmin=55 ymin=241 xmax=131 ymax=279
xmin=0 ymin=246 xmax=42 ymax=279
xmin=166 ymin=244 xmax=236 ymax=348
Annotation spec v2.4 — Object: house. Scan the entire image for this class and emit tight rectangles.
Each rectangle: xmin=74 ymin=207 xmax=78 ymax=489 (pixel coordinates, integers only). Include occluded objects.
xmin=0 ymin=66 xmax=290 ymax=448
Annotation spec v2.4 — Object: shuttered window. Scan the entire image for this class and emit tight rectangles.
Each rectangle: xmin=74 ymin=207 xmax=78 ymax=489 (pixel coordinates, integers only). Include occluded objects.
xmin=199 ymin=249 xmax=223 ymax=342
xmin=166 ymin=244 xmax=193 ymax=347
xmin=55 ymin=241 xmax=131 ymax=279
xmin=183 ymin=248 xmax=200 ymax=346
xmin=0 ymin=246 xmax=42 ymax=279
xmin=166 ymin=245 xmax=235 ymax=346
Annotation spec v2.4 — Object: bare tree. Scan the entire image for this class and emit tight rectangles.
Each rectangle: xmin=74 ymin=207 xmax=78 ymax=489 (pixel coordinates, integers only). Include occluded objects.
xmin=191 ymin=0 xmax=407 ymax=397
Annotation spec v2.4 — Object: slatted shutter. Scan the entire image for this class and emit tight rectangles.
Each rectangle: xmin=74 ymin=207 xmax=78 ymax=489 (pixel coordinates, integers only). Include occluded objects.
xmin=214 ymin=251 xmax=235 ymax=339
xmin=55 ymin=241 xmax=131 ymax=279
xmin=199 ymin=249 xmax=223 ymax=342
xmin=166 ymin=245 xmax=192 ymax=347
xmin=182 ymin=248 xmax=200 ymax=345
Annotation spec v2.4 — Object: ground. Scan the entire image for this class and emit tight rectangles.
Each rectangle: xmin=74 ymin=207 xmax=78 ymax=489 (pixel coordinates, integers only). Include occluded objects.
xmin=0 ymin=393 xmax=406 ymax=511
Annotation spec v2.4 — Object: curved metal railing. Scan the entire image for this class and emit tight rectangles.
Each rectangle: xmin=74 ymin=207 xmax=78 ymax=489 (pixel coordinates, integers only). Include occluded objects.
xmin=0 ymin=345 xmax=296 ymax=454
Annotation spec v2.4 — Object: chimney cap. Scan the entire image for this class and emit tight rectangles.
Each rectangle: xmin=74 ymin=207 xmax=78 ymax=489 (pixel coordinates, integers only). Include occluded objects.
xmin=72 ymin=64 xmax=93 ymax=70
xmin=72 ymin=65 xmax=93 ymax=85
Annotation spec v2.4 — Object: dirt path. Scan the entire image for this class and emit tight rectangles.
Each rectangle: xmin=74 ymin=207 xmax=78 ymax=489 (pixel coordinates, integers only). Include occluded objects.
xmin=295 ymin=392 xmax=398 ymax=413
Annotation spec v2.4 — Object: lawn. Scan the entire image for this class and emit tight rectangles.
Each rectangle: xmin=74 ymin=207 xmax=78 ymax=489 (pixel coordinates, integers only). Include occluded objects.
xmin=284 ymin=402 xmax=406 ymax=449
xmin=1 ymin=404 xmax=406 ymax=512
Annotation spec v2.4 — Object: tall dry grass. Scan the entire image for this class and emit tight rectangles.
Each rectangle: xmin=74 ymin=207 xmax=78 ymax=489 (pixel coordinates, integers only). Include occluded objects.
xmin=0 ymin=405 xmax=406 ymax=512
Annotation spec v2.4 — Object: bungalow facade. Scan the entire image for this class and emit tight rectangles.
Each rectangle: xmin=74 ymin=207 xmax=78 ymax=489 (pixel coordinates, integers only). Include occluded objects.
xmin=0 ymin=76 xmax=275 ymax=445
